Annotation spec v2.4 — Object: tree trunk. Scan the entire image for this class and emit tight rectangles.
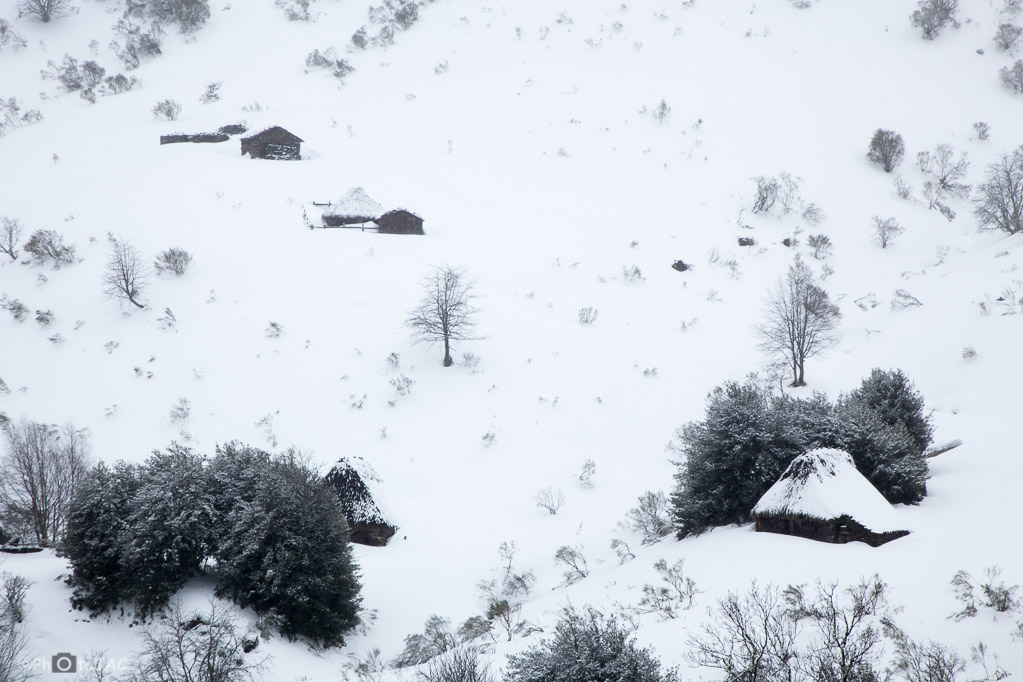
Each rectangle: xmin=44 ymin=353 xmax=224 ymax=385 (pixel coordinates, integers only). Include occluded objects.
xmin=791 ymin=358 xmax=806 ymax=387
xmin=128 ymin=295 xmax=144 ymax=309
xmin=442 ymin=336 xmax=452 ymax=367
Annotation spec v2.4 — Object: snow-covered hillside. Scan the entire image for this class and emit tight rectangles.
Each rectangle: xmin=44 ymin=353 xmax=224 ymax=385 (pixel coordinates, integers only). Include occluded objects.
xmin=1 ymin=0 xmax=1022 ymax=679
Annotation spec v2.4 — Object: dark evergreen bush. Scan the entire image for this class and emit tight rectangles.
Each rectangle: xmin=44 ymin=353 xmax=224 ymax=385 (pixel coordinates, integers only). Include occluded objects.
xmin=63 ymin=442 xmax=362 ymax=645
xmin=62 ymin=461 xmax=141 ymax=614
xmin=847 ymin=368 xmax=933 ymax=456
xmin=670 ymin=381 xmax=803 ymax=538
xmin=505 ymin=606 xmax=676 ymax=682
xmin=670 ymin=371 xmax=932 ymax=537
xmin=213 ymin=445 xmax=362 ymax=647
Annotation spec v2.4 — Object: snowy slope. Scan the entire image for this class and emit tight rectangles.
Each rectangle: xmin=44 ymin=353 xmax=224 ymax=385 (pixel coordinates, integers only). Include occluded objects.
xmin=1 ymin=0 xmax=1022 ymax=680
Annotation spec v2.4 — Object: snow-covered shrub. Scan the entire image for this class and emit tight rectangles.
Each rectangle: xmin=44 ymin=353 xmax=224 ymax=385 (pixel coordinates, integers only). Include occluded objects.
xmin=553 ymin=545 xmax=589 ymax=585
xmin=418 ymin=646 xmax=495 ymax=682
xmin=578 ymin=306 xmax=599 ymax=325
xmin=17 ymin=0 xmax=73 ymax=23
xmin=651 ymin=98 xmax=671 ymax=123
xmin=0 ymin=98 xmax=43 ymax=137
xmin=199 ymin=81 xmax=221 ymax=103
xmin=910 ymin=0 xmax=960 ymax=40
xmin=751 ymin=175 xmax=780 ymax=213
xmin=806 ymin=234 xmax=832 ymax=260
xmin=995 ymin=23 xmax=1022 ymax=51
xmin=276 ymin=0 xmax=310 ymax=21
xmin=872 ymin=216 xmax=904 ymax=248
xmin=122 ymin=600 xmax=266 ymax=682
xmin=622 ymin=490 xmax=672 ymax=545
xmin=0 ymin=218 xmax=22 ymax=260
xmin=24 ymin=229 xmax=75 ymax=268
xmin=973 ymin=121 xmax=990 ymax=141
xmin=0 ymin=20 xmax=28 ymax=51
xmin=152 ymin=98 xmax=182 ymax=120
xmin=535 ymin=487 xmax=565 ymax=515
xmin=350 ymin=26 xmax=368 ymax=49
xmin=506 ymin=606 xmax=678 ymax=682
xmin=43 ymin=55 xmax=84 ymax=91
xmin=578 ymin=459 xmax=596 ymax=488
xmin=33 ymin=309 xmax=53 ymax=326
xmin=305 ymin=48 xmax=356 ymax=82
xmin=974 ymin=145 xmax=1023 ymax=235
xmin=999 ymin=59 xmax=1023 ymax=92
xmin=889 ymin=631 xmax=965 ymax=682
xmin=154 ymin=247 xmax=192 ymax=276
xmin=1 ymin=297 xmax=30 ymax=322
xmin=638 ymin=559 xmax=698 ymax=619
xmin=132 ymin=0 xmax=210 ymax=34
xmin=867 ymin=129 xmax=905 ymax=172
xmin=0 ymin=572 xmax=32 ymax=682
xmin=110 ymin=16 xmax=164 ymax=70
xmin=393 ymin=615 xmax=457 ymax=667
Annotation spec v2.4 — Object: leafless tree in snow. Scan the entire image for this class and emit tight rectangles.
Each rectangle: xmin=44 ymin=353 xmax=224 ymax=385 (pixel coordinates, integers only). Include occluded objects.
xmin=17 ymin=0 xmax=73 ymax=23
xmin=973 ymin=145 xmax=1023 ymax=235
xmin=0 ymin=419 xmax=91 ymax=545
xmin=757 ymin=256 xmax=841 ymax=387
xmin=102 ymin=233 xmax=149 ymax=309
xmin=405 ymin=266 xmax=481 ymax=367
xmin=0 ymin=218 xmax=22 ymax=261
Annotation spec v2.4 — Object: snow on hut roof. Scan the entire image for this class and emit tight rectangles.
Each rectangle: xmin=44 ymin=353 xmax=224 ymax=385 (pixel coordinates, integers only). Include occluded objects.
xmin=323 ymin=187 xmax=383 ymax=220
xmin=240 ymin=126 xmax=304 ymax=143
xmin=752 ymin=448 xmax=906 ymax=534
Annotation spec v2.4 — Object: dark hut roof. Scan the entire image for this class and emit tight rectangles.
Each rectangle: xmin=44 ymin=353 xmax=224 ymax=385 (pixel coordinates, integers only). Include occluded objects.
xmin=240 ymin=126 xmax=304 ymax=144
xmin=753 ymin=448 xmax=906 ymax=534
xmin=378 ymin=208 xmax=422 ymax=220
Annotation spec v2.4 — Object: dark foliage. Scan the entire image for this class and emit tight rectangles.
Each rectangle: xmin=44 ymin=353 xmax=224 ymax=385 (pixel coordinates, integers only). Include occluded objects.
xmin=61 ymin=461 xmax=142 ymax=614
xmin=671 ymin=371 xmax=932 ymax=537
xmin=63 ymin=442 xmax=362 ymax=645
xmin=212 ymin=444 xmax=362 ymax=647
xmin=867 ymin=129 xmax=905 ymax=173
xmin=505 ymin=606 xmax=677 ymax=682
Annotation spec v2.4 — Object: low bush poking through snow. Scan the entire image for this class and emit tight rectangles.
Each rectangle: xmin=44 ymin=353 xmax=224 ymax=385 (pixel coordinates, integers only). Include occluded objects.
xmin=506 ymin=606 xmax=678 ymax=682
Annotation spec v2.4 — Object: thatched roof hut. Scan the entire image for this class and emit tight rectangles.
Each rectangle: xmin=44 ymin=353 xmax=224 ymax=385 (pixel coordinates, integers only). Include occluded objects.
xmin=240 ymin=126 xmax=303 ymax=160
xmin=752 ymin=448 xmax=909 ymax=547
xmin=375 ymin=208 xmax=424 ymax=235
xmin=323 ymin=457 xmax=397 ymax=547
xmin=322 ymin=187 xmax=383 ymax=226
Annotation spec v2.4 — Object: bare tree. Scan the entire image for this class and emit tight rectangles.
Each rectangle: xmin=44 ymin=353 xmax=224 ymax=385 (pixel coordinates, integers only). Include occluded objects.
xmin=1000 ymin=59 xmax=1023 ymax=92
xmin=0 ymin=573 xmax=33 ymax=682
xmin=687 ymin=582 xmax=801 ymax=682
xmin=867 ymin=129 xmax=905 ymax=172
xmin=0 ymin=419 xmax=91 ymax=545
xmin=102 ymin=233 xmax=149 ymax=309
xmin=17 ymin=0 xmax=73 ymax=22
xmin=974 ymin=145 xmax=1023 ymax=235
xmin=405 ymin=266 xmax=480 ymax=367
xmin=0 ymin=219 xmax=22 ymax=261
xmin=121 ymin=600 xmax=267 ymax=682
xmin=757 ymin=256 xmax=841 ymax=387
xmin=784 ymin=576 xmax=889 ymax=682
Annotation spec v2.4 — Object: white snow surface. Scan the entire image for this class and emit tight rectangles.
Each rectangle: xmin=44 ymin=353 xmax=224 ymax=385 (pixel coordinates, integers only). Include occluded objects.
xmin=752 ymin=448 xmax=907 ymax=534
xmin=1 ymin=0 xmax=1022 ymax=679
xmin=323 ymin=187 xmax=384 ymax=220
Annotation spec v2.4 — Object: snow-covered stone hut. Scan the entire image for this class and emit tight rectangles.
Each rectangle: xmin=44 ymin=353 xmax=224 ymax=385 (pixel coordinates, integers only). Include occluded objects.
xmin=240 ymin=126 xmax=303 ymax=160
xmin=752 ymin=448 xmax=909 ymax=547
xmin=323 ymin=457 xmax=397 ymax=547
xmin=322 ymin=187 xmax=383 ymax=226
xmin=375 ymin=208 xmax=424 ymax=235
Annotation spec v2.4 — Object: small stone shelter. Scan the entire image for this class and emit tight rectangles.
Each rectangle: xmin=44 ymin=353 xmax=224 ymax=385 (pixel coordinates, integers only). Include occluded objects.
xmin=240 ymin=126 xmax=303 ymax=160
xmin=752 ymin=448 xmax=909 ymax=547
xmin=375 ymin=209 xmax=424 ymax=235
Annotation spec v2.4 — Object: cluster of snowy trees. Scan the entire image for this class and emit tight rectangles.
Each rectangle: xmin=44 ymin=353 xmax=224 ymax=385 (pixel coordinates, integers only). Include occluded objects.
xmin=670 ymin=369 xmax=933 ymax=538
xmin=60 ymin=442 xmax=362 ymax=646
